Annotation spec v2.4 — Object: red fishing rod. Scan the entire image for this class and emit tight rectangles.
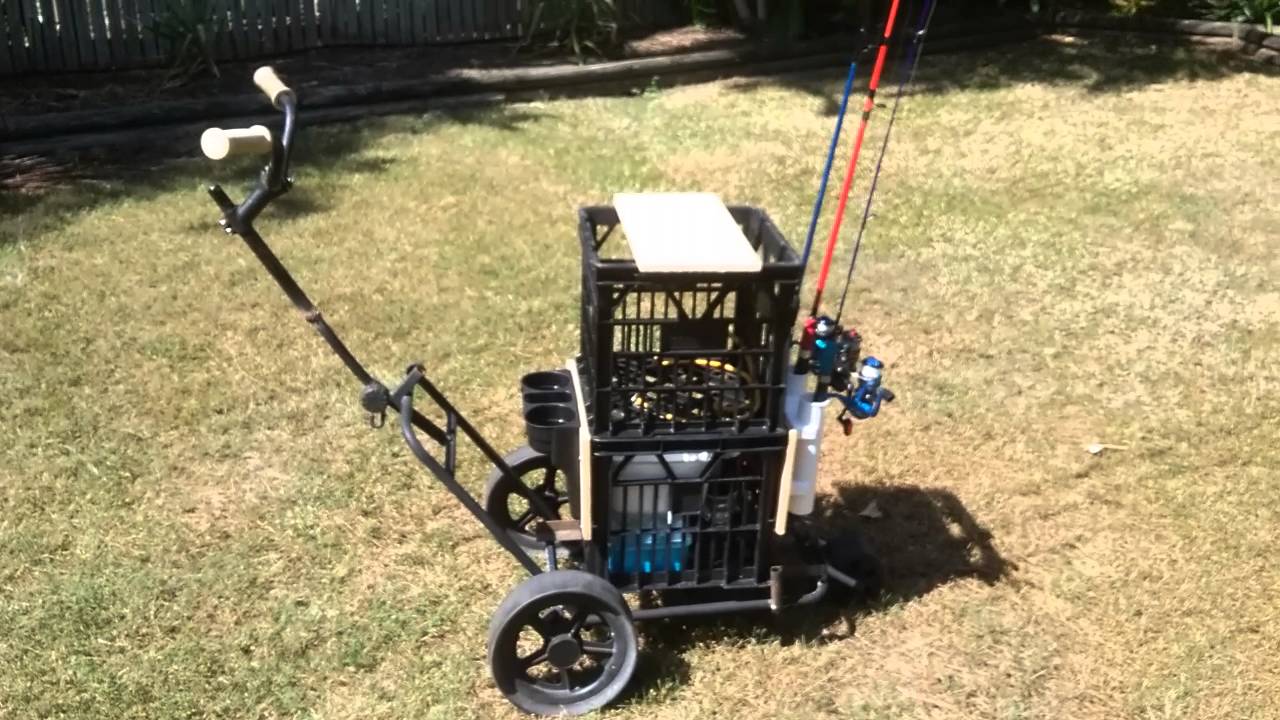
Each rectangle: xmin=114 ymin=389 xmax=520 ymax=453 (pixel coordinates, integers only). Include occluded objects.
xmin=836 ymin=0 xmax=938 ymax=324
xmin=807 ymin=0 xmax=904 ymax=319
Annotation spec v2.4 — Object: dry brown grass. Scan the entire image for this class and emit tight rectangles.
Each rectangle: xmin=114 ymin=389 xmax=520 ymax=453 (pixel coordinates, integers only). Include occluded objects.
xmin=1 ymin=35 xmax=1278 ymax=720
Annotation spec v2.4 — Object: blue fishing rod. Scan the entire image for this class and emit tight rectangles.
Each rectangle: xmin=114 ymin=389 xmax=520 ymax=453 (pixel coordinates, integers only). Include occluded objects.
xmin=792 ymin=45 xmax=867 ymax=380
xmin=793 ymin=0 xmax=904 ymax=383
xmin=798 ymin=59 xmax=859 ymax=270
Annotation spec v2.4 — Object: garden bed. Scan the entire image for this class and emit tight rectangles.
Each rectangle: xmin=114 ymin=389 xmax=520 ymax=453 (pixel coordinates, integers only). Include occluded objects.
xmin=1 ymin=17 xmax=1039 ymax=159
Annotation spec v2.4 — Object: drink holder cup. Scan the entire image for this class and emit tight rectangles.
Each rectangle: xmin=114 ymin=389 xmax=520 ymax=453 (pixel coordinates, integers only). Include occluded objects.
xmin=521 ymin=370 xmax=582 ymax=517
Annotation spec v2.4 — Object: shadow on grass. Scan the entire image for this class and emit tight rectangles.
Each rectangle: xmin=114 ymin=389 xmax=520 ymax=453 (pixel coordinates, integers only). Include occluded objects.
xmin=626 ymin=483 xmax=1012 ymax=700
xmin=1 ymin=102 xmax=548 ymax=251
xmin=924 ymin=32 xmax=1279 ymax=94
xmin=10 ymin=27 xmax=1271 ymax=246
xmin=0 ymin=123 xmax=380 ymax=249
xmin=732 ymin=30 xmax=1280 ymax=118
xmin=421 ymin=105 xmax=546 ymax=133
xmin=0 ymin=103 xmax=546 ymax=250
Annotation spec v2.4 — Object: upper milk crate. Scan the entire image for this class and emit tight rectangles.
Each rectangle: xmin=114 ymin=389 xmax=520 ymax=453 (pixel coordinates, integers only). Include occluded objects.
xmin=577 ymin=194 xmax=803 ymax=437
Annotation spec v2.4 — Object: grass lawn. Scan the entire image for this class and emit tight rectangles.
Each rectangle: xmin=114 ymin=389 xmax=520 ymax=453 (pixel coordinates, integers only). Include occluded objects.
xmin=2 ymin=34 xmax=1279 ymax=719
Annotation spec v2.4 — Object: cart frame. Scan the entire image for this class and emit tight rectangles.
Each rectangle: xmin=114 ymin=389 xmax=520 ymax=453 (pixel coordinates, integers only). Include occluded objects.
xmin=201 ymin=68 xmax=877 ymax=716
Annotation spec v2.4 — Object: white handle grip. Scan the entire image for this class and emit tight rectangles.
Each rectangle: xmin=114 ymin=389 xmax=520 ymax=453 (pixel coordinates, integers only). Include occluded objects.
xmin=253 ymin=66 xmax=294 ymax=109
xmin=200 ymin=125 xmax=273 ymax=160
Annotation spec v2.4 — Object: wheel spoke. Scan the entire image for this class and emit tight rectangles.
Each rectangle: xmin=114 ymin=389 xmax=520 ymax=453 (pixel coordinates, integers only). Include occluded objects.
xmin=529 ymin=613 xmax=556 ymax=639
xmin=568 ymin=607 xmax=589 ymax=635
xmin=558 ymin=669 xmax=572 ymax=690
xmin=539 ymin=467 xmax=556 ymax=492
xmin=513 ymin=507 xmax=537 ymax=530
xmin=518 ymin=649 xmax=549 ymax=671
xmin=581 ymin=640 xmax=614 ymax=657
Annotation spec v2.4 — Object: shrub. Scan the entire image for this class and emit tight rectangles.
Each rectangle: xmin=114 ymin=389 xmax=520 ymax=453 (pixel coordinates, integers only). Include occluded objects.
xmin=523 ymin=0 xmax=620 ymax=61
xmin=151 ymin=0 xmax=221 ymax=82
xmin=1199 ymin=0 xmax=1279 ymax=30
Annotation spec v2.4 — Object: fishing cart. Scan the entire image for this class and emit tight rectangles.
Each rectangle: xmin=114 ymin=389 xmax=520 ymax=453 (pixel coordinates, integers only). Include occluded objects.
xmin=200 ymin=68 xmax=895 ymax=716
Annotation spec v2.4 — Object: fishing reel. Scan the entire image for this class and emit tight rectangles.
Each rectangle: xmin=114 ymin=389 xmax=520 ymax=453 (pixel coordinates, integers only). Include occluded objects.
xmin=804 ymin=315 xmax=895 ymax=435
xmin=837 ymin=357 xmax=895 ymax=431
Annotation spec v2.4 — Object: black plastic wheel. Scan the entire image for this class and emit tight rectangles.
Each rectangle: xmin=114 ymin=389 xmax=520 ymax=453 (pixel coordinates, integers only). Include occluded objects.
xmin=488 ymin=570 xmax=638 ymax=717
xmin=827 ymin=528 xmax=884 ymax=601
xmin=484 ymin=446 xmax=572 ymax=550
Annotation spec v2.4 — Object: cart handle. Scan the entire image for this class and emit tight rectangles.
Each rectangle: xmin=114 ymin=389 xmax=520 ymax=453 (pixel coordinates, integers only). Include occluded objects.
xmin=203 ymin=68 xmax=381 ymax=392
xmin=201 ymin=72 xmax=549 ymax=579
xmin=204 ymin=66 xmax=297 ymax=233
xmin=254 ymin=66 xmax=296 ymax=109
xmin=201 ymin=125 xmax=273 ymax=160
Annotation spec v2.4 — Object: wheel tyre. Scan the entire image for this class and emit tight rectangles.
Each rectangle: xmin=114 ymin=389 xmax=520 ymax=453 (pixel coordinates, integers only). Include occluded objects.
xmin=488 ymin=570 xmax=638 ymax=717
xmin=827 ymin=529 xmax=884 ymax=601
xmin=484 ymin=446 xmax=571 ymax=550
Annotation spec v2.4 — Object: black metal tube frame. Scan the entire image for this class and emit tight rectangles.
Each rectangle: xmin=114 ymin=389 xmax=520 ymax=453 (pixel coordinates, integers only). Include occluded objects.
xmin=203 ymin=80 xmax=870 ymax=625
xmin=204 ymin=93 xmax=555 ymax=578
xmin=631 ymin=564 xmax=842 ymax=621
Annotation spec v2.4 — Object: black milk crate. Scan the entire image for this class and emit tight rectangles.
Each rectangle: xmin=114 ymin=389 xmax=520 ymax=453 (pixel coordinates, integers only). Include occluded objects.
xmin=578 ymin=205 xmax=803 ymax=437
xmin=587 ymin=432 xmax=789 ymax=592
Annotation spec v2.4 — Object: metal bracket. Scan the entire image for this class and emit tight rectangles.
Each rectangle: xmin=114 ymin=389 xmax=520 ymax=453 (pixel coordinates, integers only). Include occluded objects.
xmin=360 ymin=382 xmax=391 ymax=428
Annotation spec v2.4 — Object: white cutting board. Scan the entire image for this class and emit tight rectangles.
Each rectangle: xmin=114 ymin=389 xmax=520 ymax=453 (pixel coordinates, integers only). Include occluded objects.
xmin=613 ymin=192 xmax=763 ymax=274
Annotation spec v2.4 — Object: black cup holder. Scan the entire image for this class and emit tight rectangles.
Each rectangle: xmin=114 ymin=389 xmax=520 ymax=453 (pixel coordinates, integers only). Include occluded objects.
xmin=522 ymin=371 xmax=572 ymax=394
xmin=525 ymin=403 xmax=576 ymax=427
xmin=516 ymin=368 xmax=586 ymax=519
xmin=521 ymin=370 xmax=580 ymax=456
xmin=524 ymin=390 xmax=572 ymax=405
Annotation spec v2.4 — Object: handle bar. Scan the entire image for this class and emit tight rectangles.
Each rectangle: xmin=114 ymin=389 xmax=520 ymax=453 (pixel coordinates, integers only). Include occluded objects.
xmin=201 ymin=125 xmax=273 ymax=160
xmin=202 ymin=66 xmax=297 ymax=232
xmin=254 ymin=66 xmax=296 ymax=109
xmin=202 ymin=69 xmax=558 ymax=579
xmin=201 ymin=69 xmax=379 ymax=392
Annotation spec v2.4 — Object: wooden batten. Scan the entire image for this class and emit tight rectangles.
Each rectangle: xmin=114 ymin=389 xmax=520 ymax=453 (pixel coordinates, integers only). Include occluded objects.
xmin=774 ymin=428 xmax=799 ymax=535
xmin=565 ymin=358 xmax=593 ymax=541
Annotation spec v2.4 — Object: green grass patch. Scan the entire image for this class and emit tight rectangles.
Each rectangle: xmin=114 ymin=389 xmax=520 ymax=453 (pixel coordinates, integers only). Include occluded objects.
xmin=2 ymin=35 xmax=1279 ymax=719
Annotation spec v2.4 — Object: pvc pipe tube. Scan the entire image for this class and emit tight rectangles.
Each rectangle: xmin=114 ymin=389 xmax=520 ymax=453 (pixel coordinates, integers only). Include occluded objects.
xmin=785 ymin=367 xmax=810 ymax=418
xmin=785 ymin=393 xmax=830 ymax=516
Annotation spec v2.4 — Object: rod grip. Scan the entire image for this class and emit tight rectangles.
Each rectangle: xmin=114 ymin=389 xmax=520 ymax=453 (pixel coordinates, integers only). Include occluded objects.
xmin=200 ymin=125 xmax=273 ymax=160
xmin=253 ymin=66 xmax=294 ymax=109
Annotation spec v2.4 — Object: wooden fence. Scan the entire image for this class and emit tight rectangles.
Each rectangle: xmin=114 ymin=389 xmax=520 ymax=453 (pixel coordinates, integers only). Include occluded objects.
xmin=0 ymin=0 xmax=676 ymax=75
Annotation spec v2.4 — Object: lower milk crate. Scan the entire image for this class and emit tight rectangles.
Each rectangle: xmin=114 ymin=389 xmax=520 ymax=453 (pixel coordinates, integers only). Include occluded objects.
xmin=586 ymin=432 xmax=791 ymax=592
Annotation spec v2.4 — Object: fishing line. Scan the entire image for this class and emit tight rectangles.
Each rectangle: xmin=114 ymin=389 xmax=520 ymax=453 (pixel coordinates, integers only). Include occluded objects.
xmin=808 ymin=0 xmax=905 ymax=319
xmin=835 ymin=0 xmax=939 ymax=323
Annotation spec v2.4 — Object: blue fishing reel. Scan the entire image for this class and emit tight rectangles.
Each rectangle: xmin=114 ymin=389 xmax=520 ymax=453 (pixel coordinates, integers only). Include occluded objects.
xmin=839 ymin=357 xmax=895 ymax=420
xmin=804 ymin=316 xmax=895 ymax=434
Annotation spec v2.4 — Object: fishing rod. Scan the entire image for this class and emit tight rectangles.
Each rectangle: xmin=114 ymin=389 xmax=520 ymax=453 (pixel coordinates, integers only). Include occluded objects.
xmin=787 ymin=0 xmax=938 ymax=432
xmin=835 ymin=0 xmax=938 ymax=323
xmin=806 ymin=0 xmax=904 ymax=320
xmin=798 ymin=60 xmax=859 ymax=270
xmin=792 ymin=0 xmax=904 ymax=380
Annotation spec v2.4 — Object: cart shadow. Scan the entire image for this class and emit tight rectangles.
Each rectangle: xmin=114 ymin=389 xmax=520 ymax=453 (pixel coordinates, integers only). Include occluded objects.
xmin=625 ymin=483 xmax=1013 ymax=700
